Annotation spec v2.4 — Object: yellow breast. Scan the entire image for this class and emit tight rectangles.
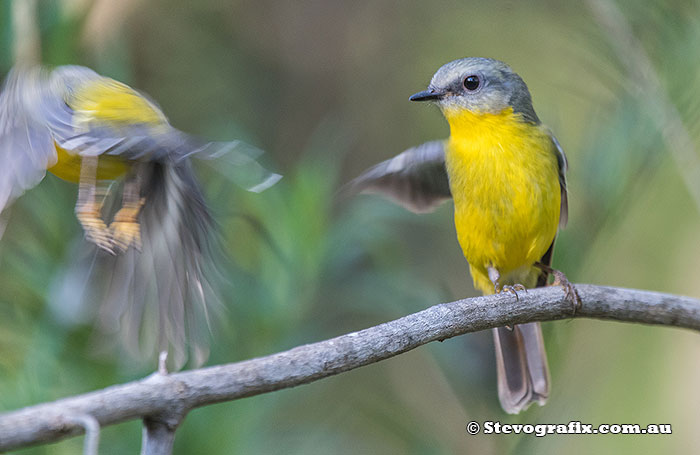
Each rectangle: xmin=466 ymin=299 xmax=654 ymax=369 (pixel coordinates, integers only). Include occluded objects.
xmin=443 ymin=107 xmax=560 ymax=294
xmin=48 ymin=143 xmax=128 ymax=183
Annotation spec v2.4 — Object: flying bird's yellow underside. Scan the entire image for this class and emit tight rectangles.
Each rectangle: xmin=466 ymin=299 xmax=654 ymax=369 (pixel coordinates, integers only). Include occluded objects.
xmin=46 ymin=76 xmax=169 ymax=250
xmin=48 ymin=143 xmax=128 ymax=182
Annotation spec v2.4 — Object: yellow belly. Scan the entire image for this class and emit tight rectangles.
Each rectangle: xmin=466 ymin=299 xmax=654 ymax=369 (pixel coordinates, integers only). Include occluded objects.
xmin=47 ymin=143 xmax=129 ymax=183
xmin=443 ymin=108 xmax=560 ymax=294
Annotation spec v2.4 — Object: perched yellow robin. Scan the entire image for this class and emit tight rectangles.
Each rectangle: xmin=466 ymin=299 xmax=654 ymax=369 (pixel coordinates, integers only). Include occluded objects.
xmin=348 ymin=57 xmax=577 ymax=413
xmin=0 ymin=65 xmax=281 ymax=367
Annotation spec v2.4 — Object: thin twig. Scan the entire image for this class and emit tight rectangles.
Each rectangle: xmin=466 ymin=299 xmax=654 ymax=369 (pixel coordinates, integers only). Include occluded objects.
xmin=0 ymin=284 xmax=698 ymax=452
xmin=158 ymin=351 xmax=169 ymax=376
xmin=66 ymin=414 xmax=100 ymax=455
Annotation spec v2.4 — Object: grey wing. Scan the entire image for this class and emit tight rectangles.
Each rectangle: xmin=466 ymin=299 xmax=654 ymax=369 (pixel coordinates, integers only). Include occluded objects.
xmin=536 ymin=132 xmax=569 ymax=282
xmin=177 ymin=138 xmax=282 ymax=193
xmin=549 ymin=133 xmax=568 ymax=229
xmin=344 ymin=140 xmax=451 ymax=213
xmin=55 ymin=125 xmax=282 ymax=193
xmin=0 ymin=67 xmax=59 ymax=213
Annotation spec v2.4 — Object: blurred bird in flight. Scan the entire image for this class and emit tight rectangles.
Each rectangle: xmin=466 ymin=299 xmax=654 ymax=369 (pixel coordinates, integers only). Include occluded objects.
xmin=0 ymin=65 xmax=281 ymax=367
xmin=347 ymin=57 xmax=577 ymax=413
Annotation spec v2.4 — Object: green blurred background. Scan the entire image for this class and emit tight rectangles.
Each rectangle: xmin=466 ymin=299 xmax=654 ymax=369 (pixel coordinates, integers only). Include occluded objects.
xmin=1 ymin=0 xmax=699 ymax=453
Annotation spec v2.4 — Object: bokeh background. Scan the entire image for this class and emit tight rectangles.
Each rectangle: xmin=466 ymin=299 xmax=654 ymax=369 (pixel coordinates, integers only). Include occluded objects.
xmin=1 ymin=0 xmax=699 ymax=453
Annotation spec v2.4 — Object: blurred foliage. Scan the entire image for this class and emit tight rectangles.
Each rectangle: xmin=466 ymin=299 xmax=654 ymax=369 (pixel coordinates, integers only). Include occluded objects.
xmin=1 ymin=0 xmax=699 ymax=453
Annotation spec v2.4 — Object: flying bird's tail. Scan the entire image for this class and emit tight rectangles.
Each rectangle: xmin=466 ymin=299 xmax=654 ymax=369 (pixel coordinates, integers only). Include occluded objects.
xmin=78 ymin=159 xmax=217 ymax=369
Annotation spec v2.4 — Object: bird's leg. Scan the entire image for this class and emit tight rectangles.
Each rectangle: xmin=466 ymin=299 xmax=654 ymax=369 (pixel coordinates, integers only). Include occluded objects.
xmin=110 ymin=168 xmax=145 ymax=253
xmin=487 ymin=266 xmax=523 ymax=331
xmin=488 ymin=266 xmax=501 ymax=294
xmin=535 ymin=262 xmax=581 ymax=313
xmin=76 ymin=155 xmax=113 ymax=253
xmin=487 ymin=266 xmax=526 ymax=301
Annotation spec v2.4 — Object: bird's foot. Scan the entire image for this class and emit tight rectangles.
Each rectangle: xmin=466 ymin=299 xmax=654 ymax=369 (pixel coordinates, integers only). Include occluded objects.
xmin=551 ymin=269 xmax=581 ymax=313
xmin=76 ymin=205 xmax=114 ymax=254
xmin=109 ymin=198 xmax=145 ymax=253
xmin=497 ymin=283 xmax=527 ymax=301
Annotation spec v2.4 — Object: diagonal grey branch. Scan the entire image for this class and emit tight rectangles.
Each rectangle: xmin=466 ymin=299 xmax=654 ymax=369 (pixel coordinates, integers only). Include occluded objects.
xmin=0 ymin=284 xmax=698 ymax=452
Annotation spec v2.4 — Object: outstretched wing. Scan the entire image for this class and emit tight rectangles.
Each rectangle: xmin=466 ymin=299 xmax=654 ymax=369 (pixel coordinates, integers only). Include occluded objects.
xmin=0 ymin=67 xmax=58 ymax=213
xmin=344 ymin=140 xmax=451 ymax=213
xmin=56 ymin=125 xmax=282 ymax=193
xmin=177 ymin=138 xmax=282 ymax=193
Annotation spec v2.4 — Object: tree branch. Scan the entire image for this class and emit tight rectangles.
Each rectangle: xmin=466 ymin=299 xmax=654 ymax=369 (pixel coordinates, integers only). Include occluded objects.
xmin=0 ymin=284 xmax=698 ymax=452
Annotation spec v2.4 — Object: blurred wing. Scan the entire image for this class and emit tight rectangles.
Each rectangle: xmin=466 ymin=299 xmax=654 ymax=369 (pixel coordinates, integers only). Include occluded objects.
xmin=56 ymin=126 xmax=282 ymax=193
xmin=180 ymin=139 xmax=282 ymax=193
xmin=549 ymin=132 xmax=569 ymax=228
xmin=0 ymin=67 xmax=59 ymax=212
xmin=344 ymin=140 xmax=451 ymax=213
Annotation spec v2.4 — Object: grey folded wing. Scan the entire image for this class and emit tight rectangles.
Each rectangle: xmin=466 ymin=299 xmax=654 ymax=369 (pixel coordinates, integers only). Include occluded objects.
xmin=549 ymin=132 xmax=569 ymax=229
xmin=344 ymin=140 xmax=451 ymax=213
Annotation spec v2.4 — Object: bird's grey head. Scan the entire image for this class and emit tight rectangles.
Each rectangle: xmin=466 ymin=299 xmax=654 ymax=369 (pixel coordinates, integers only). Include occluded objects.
xmin=410 ymin=57 xmax=539 ymax=123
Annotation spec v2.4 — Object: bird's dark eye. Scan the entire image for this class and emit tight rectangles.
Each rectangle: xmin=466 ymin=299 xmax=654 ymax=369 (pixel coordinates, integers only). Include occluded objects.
xmin=463 ymin=75 xmax=480 ymax=91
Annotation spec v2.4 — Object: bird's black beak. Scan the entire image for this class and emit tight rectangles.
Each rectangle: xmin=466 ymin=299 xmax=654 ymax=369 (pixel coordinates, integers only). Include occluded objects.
xmin=409 ymin=88 xmax=444 ymax=102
